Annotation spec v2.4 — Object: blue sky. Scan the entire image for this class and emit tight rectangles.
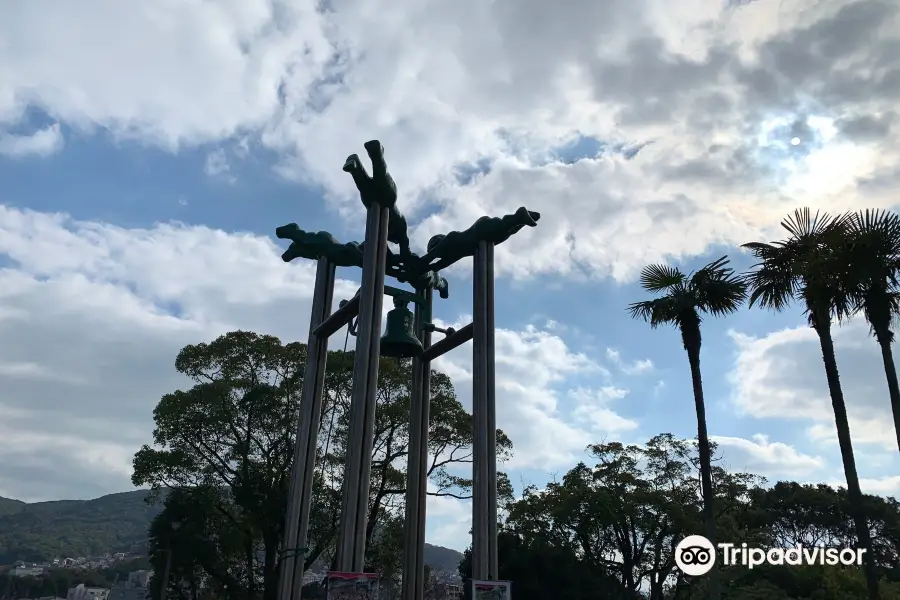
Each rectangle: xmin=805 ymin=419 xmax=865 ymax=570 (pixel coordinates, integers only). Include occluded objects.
xmin=1 ymin=0 xmax=899 ymax=552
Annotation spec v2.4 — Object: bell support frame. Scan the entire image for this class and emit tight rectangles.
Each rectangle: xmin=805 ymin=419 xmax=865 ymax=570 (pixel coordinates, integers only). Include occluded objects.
xmin=277 ymin=141 xmax=533 ymax=600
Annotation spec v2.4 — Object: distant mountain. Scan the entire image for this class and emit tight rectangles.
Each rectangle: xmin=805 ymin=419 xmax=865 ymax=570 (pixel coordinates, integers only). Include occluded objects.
xmin=0 ymin=490 xmax=463 ymax=573
xmin=0 ymin=490 xmax=164 ymax=564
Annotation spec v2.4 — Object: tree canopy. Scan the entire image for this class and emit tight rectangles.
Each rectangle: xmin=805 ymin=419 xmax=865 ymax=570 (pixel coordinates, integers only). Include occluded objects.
xmin=131 ymin=331 xmax=512 ymax=600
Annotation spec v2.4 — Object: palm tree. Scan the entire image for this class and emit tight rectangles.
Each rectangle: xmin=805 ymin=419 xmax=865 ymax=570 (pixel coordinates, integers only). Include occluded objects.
xmin=628 ymin=255 xmax=746 ymax=600
xmin=742 ymin=208 xmax=880 ymax=600
xmin=843 ymin=209 xmax=900 ymax=454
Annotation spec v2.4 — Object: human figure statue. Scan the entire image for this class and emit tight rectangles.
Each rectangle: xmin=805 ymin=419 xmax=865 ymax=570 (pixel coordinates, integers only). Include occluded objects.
xmin=276 ymin=223 xmax=409 ymax=281
xmin=275 ymin=224 xmax=365 ymax=267
xmin=343 ymin=140 xmax=412 ymax=257
xmin=421 ymin=206 xmax=541 ymax=272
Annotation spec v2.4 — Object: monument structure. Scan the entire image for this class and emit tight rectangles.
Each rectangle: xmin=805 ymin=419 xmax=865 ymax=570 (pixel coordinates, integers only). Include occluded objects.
xmin=275 ymin=140 xmax=539 ymax=600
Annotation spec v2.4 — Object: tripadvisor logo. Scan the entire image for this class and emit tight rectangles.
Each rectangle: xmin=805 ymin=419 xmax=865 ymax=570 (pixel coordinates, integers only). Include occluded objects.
xmin=674 ymin=535 xmax=867 ymax=576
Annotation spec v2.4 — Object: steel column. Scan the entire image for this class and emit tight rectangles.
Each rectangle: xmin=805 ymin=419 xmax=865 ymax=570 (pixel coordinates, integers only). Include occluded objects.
xmin=471 ymin=241 xmax=495 ymax=580
xmin=401 ymin=288 xmax=434 ymax=600
xmin=336 ymin=201 xmax=391 ymax=571
xmin=278 ymin=257 xmax=336 ymax=600
xmin=484 ymin=243 xmax=498 ymax=579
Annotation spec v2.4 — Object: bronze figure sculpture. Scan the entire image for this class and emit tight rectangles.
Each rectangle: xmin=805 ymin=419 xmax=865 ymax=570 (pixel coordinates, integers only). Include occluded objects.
xmin=343 ymin=140 xmax=411 ymax=257
xmin=275 ymin=225 xmax=365 ymax=267
xmin=420 ymin=206 xmax=541 ymax=272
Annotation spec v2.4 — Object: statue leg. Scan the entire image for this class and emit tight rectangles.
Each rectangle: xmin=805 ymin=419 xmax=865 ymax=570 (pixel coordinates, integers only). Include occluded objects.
xmin=513 ymin=206 xmax=540 ymax=227
xmin=363 ymin=140 xmax=387 ymax=178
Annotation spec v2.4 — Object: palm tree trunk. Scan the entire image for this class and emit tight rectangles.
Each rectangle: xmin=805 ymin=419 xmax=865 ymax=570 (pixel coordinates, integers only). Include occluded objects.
xmin=874 ymin=325 xmax=900 ymax=455
xmin=685 ymin=344 xmax=721 ymax=600
xmin=815 ymin=320 xmax=880 ymax=600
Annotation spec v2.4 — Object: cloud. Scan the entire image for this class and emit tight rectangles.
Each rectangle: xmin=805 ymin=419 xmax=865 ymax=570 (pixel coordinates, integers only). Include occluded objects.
xmin=570 ymin=386 xmax=640 ymax=436
xmin=0 ymin=205 xmax=338 ymax=500
xmin=0 ymin=206 xmax=629 ymax=510
xmin=430 ymin=320 xmax=626 ymax=471
xmin=712 ymin=433 xmax=825 ymax=478
xmin=606 ymin=348 xmax=654 ymax=375
xmin=203 ymin=148 xmax=236 ymax=184
xmin=856 ymin=476 xmax=900 ymax=498
xmin=1 ymin=0 xmax=897 ymax=279
xmin=0 ymin=124 xmax=64 ymax=158
xmin=425 ymin=482 xmax=471 ymax=551
xmin=729 ymin=320 xmax=898 ymax=451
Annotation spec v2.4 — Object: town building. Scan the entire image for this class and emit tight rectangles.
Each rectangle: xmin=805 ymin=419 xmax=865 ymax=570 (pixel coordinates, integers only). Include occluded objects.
xmin=10 ymin=564 xmax=50 ymax=577
xmin=108 ymin=570 xmax=153 ymax=600
xmin=65 ymin=584 xmax=109 ymax=600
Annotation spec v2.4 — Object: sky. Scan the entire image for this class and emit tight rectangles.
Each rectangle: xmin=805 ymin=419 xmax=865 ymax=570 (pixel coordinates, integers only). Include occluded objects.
xmin=1 ymin=0 xmax=899 ymax=552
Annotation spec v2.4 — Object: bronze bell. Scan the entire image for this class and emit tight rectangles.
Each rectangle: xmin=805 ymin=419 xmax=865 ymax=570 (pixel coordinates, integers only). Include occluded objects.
xmin=380 ymin=298 xmax=423 ymax=359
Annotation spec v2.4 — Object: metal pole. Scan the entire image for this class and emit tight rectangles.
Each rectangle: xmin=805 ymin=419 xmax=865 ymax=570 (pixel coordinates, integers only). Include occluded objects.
xmin=278 ymin=257 xmax=336 ymax=600
xmin=471 ymin=242 xmax=490 ymax=580
xmin=336 ymin=202 xmax=390 ymax=571
xmin=415 ymin=288 xmax=433 ymax=597
xmin=159 ymin=544 xmax=173 ymax=600
xmin=402 ymin=288 xmax=433 ymax=600
xmin=484 ymin=243 xmax=498 ymax=579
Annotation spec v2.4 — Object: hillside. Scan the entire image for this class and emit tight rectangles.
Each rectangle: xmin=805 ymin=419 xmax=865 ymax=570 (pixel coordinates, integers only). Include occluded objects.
xmin=0 ymin=491 xmax=463 ymax=572
xmin=0 ymin=491 xmax=164 ymax=564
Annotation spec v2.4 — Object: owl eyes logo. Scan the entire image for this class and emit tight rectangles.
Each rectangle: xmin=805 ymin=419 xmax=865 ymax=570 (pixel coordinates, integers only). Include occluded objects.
xmin=675 ymin=535 xmax=717 ymax=576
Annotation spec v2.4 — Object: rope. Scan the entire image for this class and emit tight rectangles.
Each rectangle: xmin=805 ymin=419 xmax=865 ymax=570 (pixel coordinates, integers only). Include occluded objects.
xmin=279 ymin=547 xmax=310 ymax=559
xmin=318 ymin=325 xmax=351 ymax=490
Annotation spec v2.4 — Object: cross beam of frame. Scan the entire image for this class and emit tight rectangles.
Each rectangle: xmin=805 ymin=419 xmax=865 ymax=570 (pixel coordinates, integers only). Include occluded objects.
xmin=420 ymin=323 xmax=473 ymax=362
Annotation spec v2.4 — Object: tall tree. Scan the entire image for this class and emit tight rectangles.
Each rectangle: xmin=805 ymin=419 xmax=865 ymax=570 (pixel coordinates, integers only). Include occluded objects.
xmin=842 ymin=209 xmax=900 ymax=454
xmin=132 ymin=331 xmax=512 ymax=600
xmin=628 ymin=256 xmax=747 ymax=600
xmin=742 ymin=208 xmax=881 ymax=600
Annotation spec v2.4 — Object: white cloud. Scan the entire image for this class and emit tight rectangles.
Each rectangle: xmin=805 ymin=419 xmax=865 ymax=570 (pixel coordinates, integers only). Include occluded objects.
xmin=431 ymin=320 xmax=622 ymax=471
xmin=570 ymin=386 xmax=640 ymax=436
xmin=425 ymin=482 xmax=471 ymax=551
xmin=203 ymin=148 xmax=236 ymax=183
xmin=1 ymin=0 xmax=897 ymax=279
xmin=823 ymin=476 xmax=900 ymax=499
xmin=0 ymin=124 xmax=64 ymax=158
xmin=606 ymin=347 xmax=654 ymax=375
xmin=712 ymin=433 xmax=825 ymax=478
xmin=2 ymin=0 xmax=900 ymax=546
xmin=0 ymin=206 xmax=340 ymax=500
xmin=0 ymin=206 xmax=632 ymax=511
xmin=729 ymin=320 xmax=899 ymax=451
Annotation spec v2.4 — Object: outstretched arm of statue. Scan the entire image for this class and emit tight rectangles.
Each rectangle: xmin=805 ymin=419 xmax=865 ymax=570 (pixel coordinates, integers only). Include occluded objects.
xmin=343 ymin=154 xmax=372 ymax=204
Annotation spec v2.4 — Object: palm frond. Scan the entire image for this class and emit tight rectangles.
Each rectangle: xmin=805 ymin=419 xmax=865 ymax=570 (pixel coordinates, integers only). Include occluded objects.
xmin=744 ymin=210 xmax=859 ymax=321
xmin=630 ymin=257 xmax=745 ymax=332
xmin=626 ymin=297 xmax=680 ymax=329
xmin=847 ymin=209 xmax=900 ymax=287
xmin=638 ymin=263 xmax=686 ymax=292
xmin=844 ymin=209 xmax=900 ymax=330
xmin=780 ymin=207 xmax=851 ymax=241
xmin=691 ymin=257 xmax=747 ymax=317
xmin=741 ymin=242 xmax=798 ymax=311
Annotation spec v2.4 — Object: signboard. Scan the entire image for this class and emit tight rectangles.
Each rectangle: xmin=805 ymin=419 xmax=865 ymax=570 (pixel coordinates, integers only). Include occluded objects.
xmin=326 ymin=571 xmax=379 ymax=600
xmin=471 ymin=580 xmax=512 ymax=600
